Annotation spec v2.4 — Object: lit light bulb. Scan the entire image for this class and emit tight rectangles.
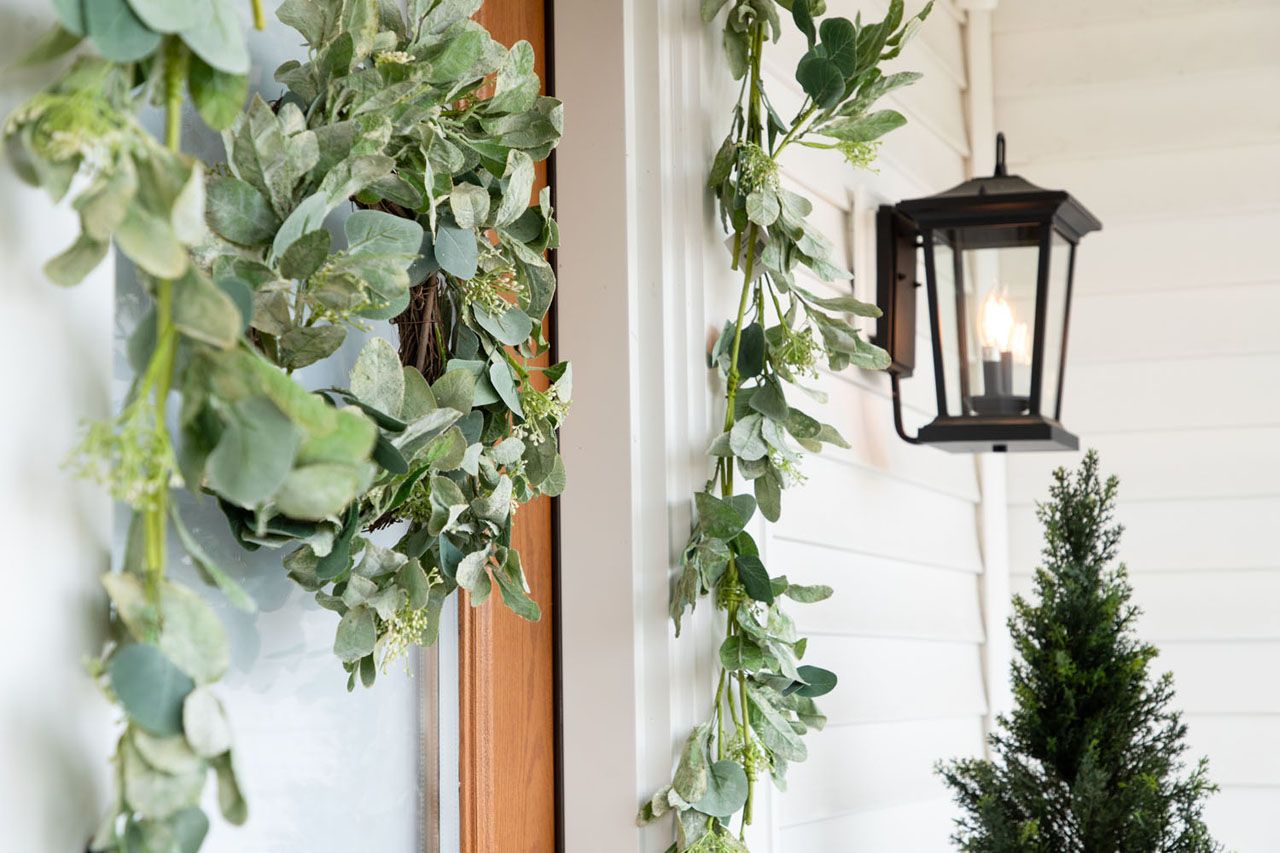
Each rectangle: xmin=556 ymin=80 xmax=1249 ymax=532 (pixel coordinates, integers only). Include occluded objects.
xmin=979 ymin=291 xmax=1014 ymax=352
xmin=1010 ymin=322 xmax=1030 ymax=365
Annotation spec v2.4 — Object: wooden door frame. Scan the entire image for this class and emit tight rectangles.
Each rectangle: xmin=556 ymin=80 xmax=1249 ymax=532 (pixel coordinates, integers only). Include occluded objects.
xmin=457 ymin=2 xmax=564 ymax=851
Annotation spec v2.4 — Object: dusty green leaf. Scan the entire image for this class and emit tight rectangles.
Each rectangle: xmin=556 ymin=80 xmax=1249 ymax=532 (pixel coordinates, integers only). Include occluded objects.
xmin=795 ymin=53 xmax=844 ymax=109
xmin=494 ymin=549 xmax=541 ymax=621
xmin=279 ymin=228 xmax=332 ymax=280
xmin=173 ymin=269 xmax=240 ymax=349
xmin=783 ymin=583 xmax=833 ymax=604
xmin=794 ymin=664 xmax=837 ymax=698
xmin=109 ymin=645 xmax=194 ymax=737
xmin=449 ymin=183 xmax=491 ymax=229
xmin=213 ymin=753 xmax=247 ymax=825
xmin=44 ymin=234 xmax=108 ymax=286
xmin=207 ymin=396 xmax=302 ymax=508
xmin=334 ymin=605 xmax=376 ymax=662
xmin=179 ymin=0 xmax=249 ymax=74
xmin=694 ymin=760 xmax=749 ymax=819
xmin=673 ymin=723 xmax=711 ymax=803
xmin=473 ymin=305 xmax=533 ymax=346
xmin=719 ymin=635 xmax=765 ymax=672
xmin=206 ymin=176 xmax=280 ymax=247
xmin=275 ymin=463 xmax=363 ymax=521
xmin=126 ymin=0 xmax=199 ymax=32
xmin=279 ymin=325 xmax=346 ymax=370
xmin=746 ymin=189 xmax=780 ymax=227
xmin=736 ymin=554 xmax=774 ymax=604
xmin=434 ymin=221 xmax=478 ymax=279
xmin=86 ymin=0 xmax=161 ymax=62
xmin=345 ymin=209 xmax=423 ymax=256
xmin=121 ymin=736 xmax=205 ymax=820
xmin=695 ymin=492 xmax=749 ymax=540
xmin=819 ymin=109 xmax=907 ymax=143
xmin=183 ymin=687 xmax=232 ymax=758
xmin=117 ymin=206 xmax=188 ymax=278
xmin=494 ymin=150 xmax=534 ymax=227
xmin=350 ymin=337 xmax=405 ymax=416
xmin=488 ymin=359 xmax=524 ymax=417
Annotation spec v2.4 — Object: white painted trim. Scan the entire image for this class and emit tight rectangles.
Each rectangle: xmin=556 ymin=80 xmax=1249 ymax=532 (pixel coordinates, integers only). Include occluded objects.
xmin=959 ymin=2 xmax=1015 ymax=741
xmin=555 ymin=0 xmax=724 ymax=848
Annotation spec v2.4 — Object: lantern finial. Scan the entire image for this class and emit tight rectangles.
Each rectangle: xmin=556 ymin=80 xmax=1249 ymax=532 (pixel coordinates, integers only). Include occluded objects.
xmin=994 ymin=132 xmax=1007 ymax=177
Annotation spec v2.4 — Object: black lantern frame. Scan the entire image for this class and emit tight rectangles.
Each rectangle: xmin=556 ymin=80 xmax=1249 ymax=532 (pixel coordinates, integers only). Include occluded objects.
xmin=875 ymin=134 xmax=1102 ymax=453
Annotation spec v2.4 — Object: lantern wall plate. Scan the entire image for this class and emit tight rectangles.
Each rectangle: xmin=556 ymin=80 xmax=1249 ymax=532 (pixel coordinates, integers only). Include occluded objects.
xmin=875 ymin=134 xmax=1102 ymax=453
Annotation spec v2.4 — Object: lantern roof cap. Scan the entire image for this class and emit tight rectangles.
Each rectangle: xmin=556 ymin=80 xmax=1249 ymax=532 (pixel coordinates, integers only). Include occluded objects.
xmin=895 ymin=133 xmax=1102 ymax=241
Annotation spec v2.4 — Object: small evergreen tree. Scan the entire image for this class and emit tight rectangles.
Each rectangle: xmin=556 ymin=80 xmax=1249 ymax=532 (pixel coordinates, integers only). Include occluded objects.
xmin=939 ymin=452 xmax=1221 ymax=852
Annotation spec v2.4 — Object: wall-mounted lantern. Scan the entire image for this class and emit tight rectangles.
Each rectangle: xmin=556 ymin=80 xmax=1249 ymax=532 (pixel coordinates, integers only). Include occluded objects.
xmin=875 ymin=134 xmax=1102 ymax=452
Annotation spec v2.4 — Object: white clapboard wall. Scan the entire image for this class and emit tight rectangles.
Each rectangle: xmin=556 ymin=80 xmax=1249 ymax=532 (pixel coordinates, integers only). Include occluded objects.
xmin=995 ymin=1 xmax=1280 ymax=849
xmin=750 ymin=2 xmax=990 ymax=848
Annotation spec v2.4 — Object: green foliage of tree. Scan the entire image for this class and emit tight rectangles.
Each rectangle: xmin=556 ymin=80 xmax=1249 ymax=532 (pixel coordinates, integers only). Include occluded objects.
xmin=939 ymin=452 xmax=1221 ymax=852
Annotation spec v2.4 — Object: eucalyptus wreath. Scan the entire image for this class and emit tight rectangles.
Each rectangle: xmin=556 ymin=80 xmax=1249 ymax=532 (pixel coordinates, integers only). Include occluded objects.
xmin=6 ymin=0 xmax=564 ymax=848
xmin=638 ymin=1 xmax=931 ymax=849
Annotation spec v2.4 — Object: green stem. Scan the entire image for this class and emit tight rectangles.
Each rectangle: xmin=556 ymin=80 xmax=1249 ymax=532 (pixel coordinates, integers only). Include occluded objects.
xmin=713 ymin=21 xmax=768 ymax=831
xmin=251 ymin=0 xmax=266 ymax=30
xmin=772 ymin=103 xmax=817 ymax=160
xmin=142 ymin=41 xmax=185 ymax=621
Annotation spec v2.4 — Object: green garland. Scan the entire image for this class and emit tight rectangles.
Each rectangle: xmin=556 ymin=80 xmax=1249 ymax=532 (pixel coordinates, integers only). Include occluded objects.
xmin=7 ymin=0 xmax=564 ymax=848
xmin=639 ymin=1 xmax=930 ymax=849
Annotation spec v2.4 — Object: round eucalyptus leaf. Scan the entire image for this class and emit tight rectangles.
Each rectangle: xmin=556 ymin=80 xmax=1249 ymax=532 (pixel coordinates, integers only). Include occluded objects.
xmin=183 ymin=686 xmax=233 ymax=758
xmin=166 ymin=807 xmax=211 ymax=853
xmin=86 ymin=0 xmax=161 ymax=62
xmin=434 ymin=222 xmax=479 ymax=279
xmin=132 ymin=729 xmax=203 ymax=776
xmin=795 ymin=664 xmax=838 ymax=698
xmin=125 ymin=0 xmax=200 ymax=33
xmin=795 ymin=53 xmax=844 ymax=110
xmin=694 ymin=760 xmax=749 ymax=818
xmin=109 ymin=644 xmax=195 ymax=737
xmin=52 ymin=0 xmax=86 ymax=36
xmin=179 ymin=0 xmax=249 ymax=74
xmin=121 ymin=736 xmax=205 ymax=820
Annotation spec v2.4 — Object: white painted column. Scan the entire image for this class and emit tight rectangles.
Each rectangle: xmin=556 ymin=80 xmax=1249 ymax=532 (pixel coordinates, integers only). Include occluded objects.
xmin=959 ymin=0 xmax=1016 ymax=735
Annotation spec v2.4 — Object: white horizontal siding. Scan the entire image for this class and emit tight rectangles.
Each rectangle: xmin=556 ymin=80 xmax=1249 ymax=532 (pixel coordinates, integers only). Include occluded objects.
xmin=781 ymin=716 xmax=985 ymax=825
xmin=993 ymin=0 xmax=1278 ymax=34
xmin=779 ymin=797 xmax=960 ymax=850
xmin=994 ymin=5 xmax=1280 ymax=95
xmin=998 ymin=0 xmax=1280 ymax=844
xmin=1009 ymin=497 xmax=1280 ymax=574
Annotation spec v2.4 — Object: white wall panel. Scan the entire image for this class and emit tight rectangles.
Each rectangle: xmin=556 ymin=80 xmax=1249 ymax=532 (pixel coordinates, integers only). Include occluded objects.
xmin=997 ymin=70 xmax=1280 ymax=163
xmin=1009 ymin=429 xmax=1280 ymax=504
xmin=997 ymin=0 xmax=1280 ymax=844
xmin=1009 ymin=498 xmax=1280 ymax=574
xmin=806 ymin=635 xmax=988 ymax=725
xmin=994 ymin=6 xmax=1280 ymax=95
xmin=779 ymin=798 xmax=960 ymax=850
xmin=1072 ymin=212 xmax=1277 ymax=296
xmin=782 ymin=716 xmax=985 ymax=825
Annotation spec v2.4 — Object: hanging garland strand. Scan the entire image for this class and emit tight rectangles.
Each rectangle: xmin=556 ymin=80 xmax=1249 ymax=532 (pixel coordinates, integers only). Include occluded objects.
xmin=640 ymin=1 xmax=931 ymax=849
xmin=7 ymin=0 xmax=564 ymax=848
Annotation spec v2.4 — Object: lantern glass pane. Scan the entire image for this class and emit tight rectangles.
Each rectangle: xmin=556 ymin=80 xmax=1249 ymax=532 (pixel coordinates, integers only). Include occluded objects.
xmin=1038 ymin=231 xmax=1074 ymax=418
xmin=936 ymin=226 xmax=1041 ymax=417
xmin=925 ymin=235 xmax=965 ymax=417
